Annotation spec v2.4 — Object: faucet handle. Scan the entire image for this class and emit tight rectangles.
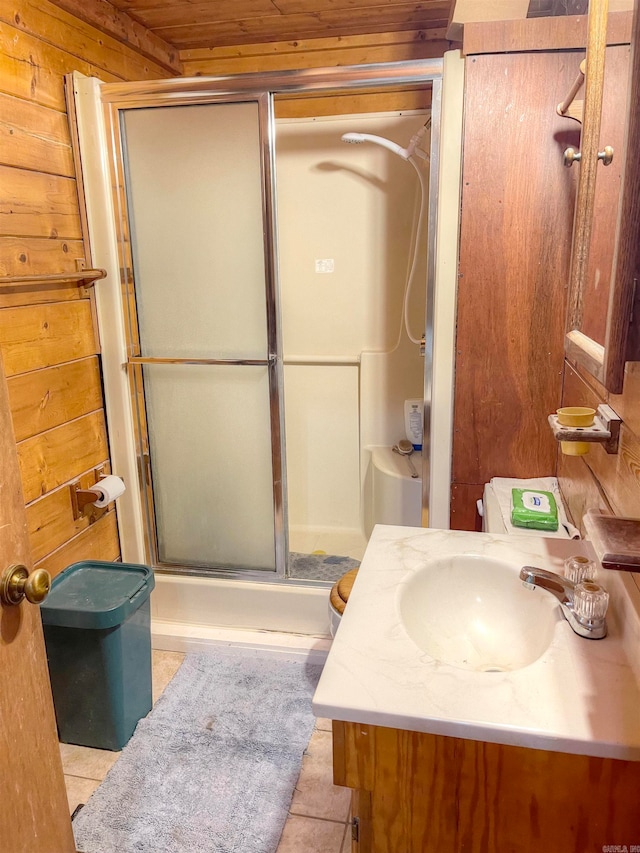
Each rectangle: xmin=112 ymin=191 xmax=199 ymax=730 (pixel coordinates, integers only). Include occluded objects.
xmin=563 ymin=555 xmax=597 ymax=584
xmin=573 ymin=581 xmax=609 ymax=624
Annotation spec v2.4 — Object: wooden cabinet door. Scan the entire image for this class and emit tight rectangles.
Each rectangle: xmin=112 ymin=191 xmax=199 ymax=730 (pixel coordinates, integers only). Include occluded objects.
xmin=0 ymin=352 xmax=76 ymax=853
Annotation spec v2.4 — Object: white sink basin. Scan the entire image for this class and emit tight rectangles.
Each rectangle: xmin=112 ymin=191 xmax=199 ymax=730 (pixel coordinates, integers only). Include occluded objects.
xmin=398 ymin=554 xmax=559 ymax=671
xmin=313 ymin=526 xmax=640 ymax=760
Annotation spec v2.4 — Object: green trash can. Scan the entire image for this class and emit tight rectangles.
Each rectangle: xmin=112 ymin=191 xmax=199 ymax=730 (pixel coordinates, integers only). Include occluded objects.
xmin=41 ymin=560 xmax=155 ymax=751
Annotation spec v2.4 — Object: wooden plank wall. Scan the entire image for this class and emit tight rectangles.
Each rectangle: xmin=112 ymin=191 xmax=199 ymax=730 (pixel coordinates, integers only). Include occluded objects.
xmin=181 ymin=29 xmax=451 ymax=74
xmin=450 ymin=48 xmax=580 ymax=529
xmin=181 ymin=30 xmax=450 ymax=117
xmin=0 ymin=0 xmax=169 ymax=576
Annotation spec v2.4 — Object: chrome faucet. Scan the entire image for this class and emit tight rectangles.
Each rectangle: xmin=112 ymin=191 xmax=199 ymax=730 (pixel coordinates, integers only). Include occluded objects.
xmin=519 ymin=566 xmax=608 ymax=640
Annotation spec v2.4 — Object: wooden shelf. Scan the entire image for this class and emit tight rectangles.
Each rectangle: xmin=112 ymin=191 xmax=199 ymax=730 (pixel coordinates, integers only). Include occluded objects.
xmin=0 ymin=269 xmax=107 ymax=288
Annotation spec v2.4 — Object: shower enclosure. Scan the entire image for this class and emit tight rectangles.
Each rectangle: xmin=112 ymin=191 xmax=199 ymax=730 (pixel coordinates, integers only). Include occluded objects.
xmin=71 ymin=59 xmax=448 ymax=586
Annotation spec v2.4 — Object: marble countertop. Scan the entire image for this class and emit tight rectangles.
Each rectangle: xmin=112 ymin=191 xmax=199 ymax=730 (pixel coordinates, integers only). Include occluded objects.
xmin=312 ymin=525 xmax=640 ymax=760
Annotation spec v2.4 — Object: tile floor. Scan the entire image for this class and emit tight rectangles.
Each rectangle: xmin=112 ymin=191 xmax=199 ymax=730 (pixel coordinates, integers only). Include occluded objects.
xmin=62 ymin=650 xmax=352 ymax=853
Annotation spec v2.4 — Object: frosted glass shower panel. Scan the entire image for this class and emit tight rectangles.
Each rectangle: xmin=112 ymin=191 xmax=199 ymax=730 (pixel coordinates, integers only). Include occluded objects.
xmin=123 ymin=103 xmax=268 ymax=359
xmin=143 ymin=364 xmax=276 ymax=570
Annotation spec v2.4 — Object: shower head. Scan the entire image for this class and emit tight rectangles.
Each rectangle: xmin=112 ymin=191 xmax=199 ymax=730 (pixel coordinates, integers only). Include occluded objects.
xmin=341 ymin=132 xmax=410 ymax=160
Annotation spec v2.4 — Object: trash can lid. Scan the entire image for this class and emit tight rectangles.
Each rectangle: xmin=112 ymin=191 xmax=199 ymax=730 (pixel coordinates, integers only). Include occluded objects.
xmin=41 ymin=560 xmax=155 ymax=630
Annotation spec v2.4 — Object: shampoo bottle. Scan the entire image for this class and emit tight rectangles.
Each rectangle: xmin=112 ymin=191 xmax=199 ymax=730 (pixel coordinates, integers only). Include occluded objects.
xmin=404 ymin=399 xmax=423 ymax=450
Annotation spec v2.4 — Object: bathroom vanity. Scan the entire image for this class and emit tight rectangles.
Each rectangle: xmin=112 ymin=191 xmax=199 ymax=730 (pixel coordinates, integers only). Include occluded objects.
xmin=313 ymin=526 xmax=640 ymax=852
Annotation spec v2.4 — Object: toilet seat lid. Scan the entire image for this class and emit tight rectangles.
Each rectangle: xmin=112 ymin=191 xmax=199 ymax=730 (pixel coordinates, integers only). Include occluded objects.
xmin=329 ymin=568 xmax=359 ymax=615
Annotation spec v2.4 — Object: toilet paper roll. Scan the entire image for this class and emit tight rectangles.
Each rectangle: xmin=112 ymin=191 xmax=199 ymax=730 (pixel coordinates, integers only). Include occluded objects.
xmin=90 ymin=475 xmax=126 ymax=507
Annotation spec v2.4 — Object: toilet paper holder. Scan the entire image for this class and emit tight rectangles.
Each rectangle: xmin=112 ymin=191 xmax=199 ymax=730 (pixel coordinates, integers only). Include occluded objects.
xmin=70 ymin=468 xmax=123 ymax=520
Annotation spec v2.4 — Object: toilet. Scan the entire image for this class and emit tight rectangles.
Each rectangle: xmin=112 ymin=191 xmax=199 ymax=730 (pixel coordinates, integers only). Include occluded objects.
xmin=328 ymin=568 xmax=358 ymax=637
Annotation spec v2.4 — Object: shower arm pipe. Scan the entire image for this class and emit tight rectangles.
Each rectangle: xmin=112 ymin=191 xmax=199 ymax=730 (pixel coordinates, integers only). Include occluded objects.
xmin=407 ymin=121 xmax=431 ymax=160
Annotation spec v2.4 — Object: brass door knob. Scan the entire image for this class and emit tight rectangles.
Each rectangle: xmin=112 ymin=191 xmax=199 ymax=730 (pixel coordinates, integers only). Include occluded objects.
xmin=1 ymin=564 xmax=51 ymax=606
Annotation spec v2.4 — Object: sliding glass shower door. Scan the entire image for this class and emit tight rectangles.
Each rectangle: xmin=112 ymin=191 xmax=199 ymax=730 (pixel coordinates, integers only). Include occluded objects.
xmin=92 ymin=59 xmax=445 ymax=579
xmin=120 ymin=98 xmax=285 ymax=574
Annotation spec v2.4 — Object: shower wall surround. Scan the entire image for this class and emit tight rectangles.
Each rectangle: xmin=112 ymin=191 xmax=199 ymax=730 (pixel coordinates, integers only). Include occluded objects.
xmin=276 ymin=112 xmax=428 ymax=544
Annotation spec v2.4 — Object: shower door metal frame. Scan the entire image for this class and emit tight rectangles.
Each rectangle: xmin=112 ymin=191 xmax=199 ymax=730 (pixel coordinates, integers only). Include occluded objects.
xmin=104 ymin=90 xmax=287 ymax=579
xmin=422 ymin=77 xmax=442 ymax=529
xmin=100 ymin=58 xmax=443 ymax=581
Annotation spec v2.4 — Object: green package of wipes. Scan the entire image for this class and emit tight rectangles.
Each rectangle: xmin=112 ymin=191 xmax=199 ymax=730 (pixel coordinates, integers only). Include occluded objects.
xmin=511 ymin=488 xmax=559 ymax=531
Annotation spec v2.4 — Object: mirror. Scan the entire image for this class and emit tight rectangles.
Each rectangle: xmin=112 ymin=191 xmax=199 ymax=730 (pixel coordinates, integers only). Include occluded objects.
xmin=564 ymin=2 xmax=639 ymax=393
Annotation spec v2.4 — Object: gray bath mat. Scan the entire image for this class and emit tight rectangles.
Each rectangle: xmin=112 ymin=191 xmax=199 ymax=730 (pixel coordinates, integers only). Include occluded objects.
xmin=73 ymin=651 xmax=323 ymax=853
xmin=289 ymin=551 xmax=360 ymax=582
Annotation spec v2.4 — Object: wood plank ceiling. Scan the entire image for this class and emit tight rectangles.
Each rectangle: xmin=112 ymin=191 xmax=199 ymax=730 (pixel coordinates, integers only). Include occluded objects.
xmin=103 ymin=0 xmax=453 ymax=50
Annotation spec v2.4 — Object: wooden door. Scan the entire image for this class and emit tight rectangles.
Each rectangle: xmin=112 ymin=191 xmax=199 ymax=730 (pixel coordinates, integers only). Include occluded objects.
xmin=0 ymin=351 xmax=76 ymax=853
